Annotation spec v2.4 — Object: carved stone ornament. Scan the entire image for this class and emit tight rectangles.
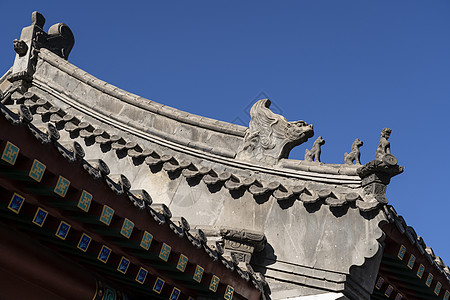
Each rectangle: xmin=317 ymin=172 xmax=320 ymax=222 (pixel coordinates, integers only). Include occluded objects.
xmin=13 ymin=39 xmax=28 ymax=56
xmin=344 ymin=138 xmax=363 ymax=165
xmin=375 ymin=128 xmax=391 ymax=160
xmin=304 ymin=136 xmax=325 ymax=162
xmin=236 ymin=99 xmax=314 ymax=164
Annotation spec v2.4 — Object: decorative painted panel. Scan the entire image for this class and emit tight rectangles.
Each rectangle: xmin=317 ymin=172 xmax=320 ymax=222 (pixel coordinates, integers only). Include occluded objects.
xmin=2 ymin=141 xmax=19 ymax=165
xmin=136 ymin=268 xmax=148 ymax=284
xmin=176 ymin=254 xmax=188 ymax=272
xmin=159 ymin=243 xmax=171 ymax=262
xmin=397 ymin=245 xmax=406 ymax=260
xmin=140 ymin=231 xmax=153 ymax=250
xmin=395 ymin=293 xmax=402 ymax=300
xmin=224 ymin=285 xmax=234 ymax=300
xmin=153 ymin=277 xmax=165 ymax=294
xmin=77 ymin=190 xmax=92 ymax=212
xmin=435 ymin=282 xmax=442 ymax=296
xmin=98 ymin=245 xmax=112 ymax=263
xmin=29 ymin=159 xmax=45 ymax=182
xmin=120 ymin=218 xmax=134 ymax=239
xmin=117 ymin=257 xmax=130 ymax=274
xmin=417 ymin=264 xmax=425 ymax=278
xmin=209 ymin=275 xmax=220 ymax=292
xmin=407 ymin=254 xmax=415 ymax=269
xmin=55 ymin=221 xmax=71 ymax=240
xmin=32 ymin=207 xmax=48 ymax=227
xmin=375 ymin=277 xmax=384 ymax=290
xmin=425 ymin=273 xmax=434 ymax=287
xmin=444 ymin=290 xmax=450 ymax=300
xmin=77 ymin=233 xmax=92 ymax=252
xmin=54 ymin=176 xmax=70 ymax=197
xmin=385 ymin=285 xmax=393 ymax=297
xmin=8 ymin=193 xmax=25 ymax=214
xmin=170 ymin=287 xmax=181 ymax=300
xmin=193 ymin=265 xmax=204 ymax=283
xmin=100 ymin=205 xmax=114 ymax=225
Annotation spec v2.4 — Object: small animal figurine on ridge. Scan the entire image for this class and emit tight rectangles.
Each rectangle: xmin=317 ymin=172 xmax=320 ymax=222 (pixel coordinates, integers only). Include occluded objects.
xmin=375 ymin=128 xmax=391 ymax=160
xmin=304 ymin=136 xmax=325 ymax=162
xmin=344 ymin=138 xmax=363 ymax=165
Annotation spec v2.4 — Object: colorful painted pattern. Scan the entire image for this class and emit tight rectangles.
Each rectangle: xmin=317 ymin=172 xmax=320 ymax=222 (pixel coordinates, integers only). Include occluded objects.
xmin=395 ymin=293 xmax=402 ymax=300
xmin=136 ymin=268 xmax=148 ymax=284
xmin=417 ymin=264 xmax=425 ymax=278
xmin=98 ymin=245 xmax=112 ymax=263
xmin=120 ymin=218 xmax=134 ymax=239
xmin=193 ymin=265 xmax=204 ymax=283
xmin=117 ymin=257 xmax=130 ymax=274
xmin=435 ymin=282 xmax=442 ymax=296
xmin=100 ymin=205 xmax=114 ymax=225
xmin=209 ymin=275 xmax=220 ymax=292
xmin=385 ymin=285 xmax=393 ymax=297
xmin=444 ymin=290 xmax=450 ymax=300
xmin=397 ymin=245 xmax=406 ymax=260
xmin=153 ymin=277 xmax=165 ymax=294
xmin=224 ymin=285 xmax=234 ymax=300
xmin=54 ymin=176 xmax=70 ymax=197
xmin=2 ymin=141 xmax=19 ymax=165
xmin=29 ymin=159 xmax=46 ymax=182
xmin=77 ymin=190 xmax=92 ymax=212
xmin=426 ymin=273 xmax=433 ymax=287
xmin=170 ymin=287 xmax=181 ymax=300
xmin=176 ymin=254 xmax=188 ymax=272
xmin=375 ymin=277 xmax=384 ymax=289
xmin=159 ymin=243 xmax=171 ymax=262
xmin=407 ymin=254 xmax=415 ymax=269
xmin=55 ymin=221 xmax=71 ymax=240
xmin=8 ymin=193 xmax=25 ymax=214
xmin=77 ymin=233 xmax=92 ymax=252
xmin=140 ymin=231 xmax=153 ymax=250
xmin=32 ymin=207 xmax=48 ymax=227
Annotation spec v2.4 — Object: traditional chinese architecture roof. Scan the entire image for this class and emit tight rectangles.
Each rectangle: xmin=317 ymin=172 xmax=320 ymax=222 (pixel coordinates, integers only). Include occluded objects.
xmin=0 ymin=12 xmax=449 ymax=300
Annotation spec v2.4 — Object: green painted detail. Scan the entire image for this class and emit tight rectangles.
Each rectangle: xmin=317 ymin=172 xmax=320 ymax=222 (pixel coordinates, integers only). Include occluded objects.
xmin=209 ymin=275 xmax=220 ymax=292
xmin=193 ymin=265 xmax=204 ymax=283
xmin=100 ymin=205 xmax=114 ymax=225
xmin=224 ymin=285 xmax=234 ymax=300
xmin=54 ymin=176 xmax=70 ymax=197
xmin=77 ymin=190 xmax=92 ymax=212
xmin=176 ymin=254 xmax=188 ymax=272
xmin=120 ymin=218 xmax=134 ymax=238
xmin=29 ymin=159 xmax=46 ymax=182
xmin=140 ymin=231 xmax=153 ymax=250
xmin=159 ymin=243 xmax=171 ymax=262
xmin=2 ymin=141 xmax=19 ymax=165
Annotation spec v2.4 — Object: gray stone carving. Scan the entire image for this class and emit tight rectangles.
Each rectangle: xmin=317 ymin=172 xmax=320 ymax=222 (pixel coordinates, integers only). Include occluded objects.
xmin=344 ymin=138 xmax=363 ymax=165
xmin=375 ymin=128 xmax=391 ymax=160
xmin=13 ymin=39 xmax=28 ymax=56
xmin=304 ymin=136 xmax=325 ymax=162
xmin=236 ymin=99 xmax=314 ymax=164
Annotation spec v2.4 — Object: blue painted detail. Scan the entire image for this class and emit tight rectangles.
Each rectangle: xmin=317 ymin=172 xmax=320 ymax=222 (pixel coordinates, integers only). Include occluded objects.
xmin=193 ymin=265 xmax=204 ymax=283
xmin=153 ymin=277 xmax=165 ymax=294
xmin=136 ymin=268 xmax=148 ymax=284
xmin=2 ymin=141 xmax=19 ymax=165
xmin=77 ymin=190 xmax=92 ymax=212
xmin=426 ymin=273 xmax=434 ymax=287
xmin=55 ymin=221 xmax=71 ymax=240
xmin=170 ymin=287 xmax=181 ymax=300
xmin=444 ymin=290 xmax=450 ymax=300
xmin=120 ymin=218 xmax=134 ymax=239
xmin=140 ymin=231 xmax=153 ymax=250
xmin=435 ymin=282 xmax=442 ymax=295
xmin=417 ymin=264 xmax=425 ymax=278
xmin=224 ymin=285 xmax=234 ymax=300
xmin=159 ymin=243 xmax=171 ymax=262
xmin=77 ymin=233 xmax=92 ymax=252
xmin=8 ymin=193 xmax=25 ymax=214
xmin=117 ymin=257 xmax=130 ymax=274
xmin=98 ymin=245 xmax=112 ymax=263
xmin=397 ymin=245 xmax=406 ymax=260
xmin=100 ymin=205 xmax=114 ymax=225
xmin=407 ymin=254 xmax=415 ymax=269
xmin=375 ymin=277 xmax=384 ymax=289
xmin=177 ymin=254 xmax=188 ymax=272
xmin=29 ymin=159 xmax=46 ymax=182
xmin=32 ymin=207 xmax=48 ymax=227
xmin=395 ymin=293 xmax=402 ymax=300
xmin=385 ymin=285 xmax=393 ymax=297
xmin=209 ymin=275 xmax=220 ymax=292
xmin=103 ymin=288 xmax=116 ymax=300
xmin=54 ymin=176 xmax=70 ymax=197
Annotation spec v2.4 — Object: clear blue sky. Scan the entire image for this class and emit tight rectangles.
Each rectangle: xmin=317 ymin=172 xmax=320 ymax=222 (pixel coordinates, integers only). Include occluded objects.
xmin=1 ymin=1 xmax=449 ymax=263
